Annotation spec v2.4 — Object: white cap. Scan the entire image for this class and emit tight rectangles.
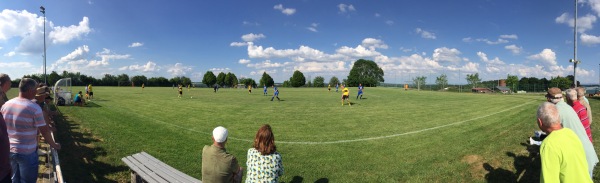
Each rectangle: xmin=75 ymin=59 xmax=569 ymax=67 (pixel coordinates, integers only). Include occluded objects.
xmin=212 ymin=126 xmax=228 ymax=143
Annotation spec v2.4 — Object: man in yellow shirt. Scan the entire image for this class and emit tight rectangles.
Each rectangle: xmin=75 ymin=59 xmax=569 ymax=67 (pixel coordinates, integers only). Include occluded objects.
xmin=537 ymin=102 xmax=591 ymax=182
xmin=88 ymin=84 xmax=93 ymax=100
xmin=341 ymin=85 xmax=350 ymax=106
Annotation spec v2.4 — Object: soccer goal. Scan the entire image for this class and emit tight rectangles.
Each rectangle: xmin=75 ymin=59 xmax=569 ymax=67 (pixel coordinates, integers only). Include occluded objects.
xmin=53 ymin=78 xmax=73 ymax=106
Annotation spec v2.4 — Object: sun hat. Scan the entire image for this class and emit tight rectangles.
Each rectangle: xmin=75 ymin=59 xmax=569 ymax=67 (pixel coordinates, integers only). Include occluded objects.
xmin=546 ymin=87 xmax=562 ymax=99
xmin=212 ymin=126 xmax=228 ymax=143
xmin=35 ymin=87 xmax=49 ymax=97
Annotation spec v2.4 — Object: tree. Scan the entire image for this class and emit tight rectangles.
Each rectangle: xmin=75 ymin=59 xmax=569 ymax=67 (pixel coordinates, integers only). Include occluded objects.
xmin=328 ymin=76 xmax=340 ymax=86
xmin=413 ymin=76 xmax=427 ymax=90
xmin=102 ymin=74 xmax=118 ymax=86
xmin=313 ymin=76 xmax=325 ymax=87
xmin=290 ymin=70 xmax=306 ymax=87
xmin=202 ymin=71 xmax=217 ymax=87
xmin=117 ymin=74 xmax=130 ymax=86
xmin=216 ymin=72 xmax=226 ymax=87
xmin=282 ymin=80 xmax=291 ymax=87
xmin=307 ymin=81 xmax=312 ymax=87
xmin=239 ymin=78 xmax=256 ymax=87
xmin=131 ymin=75 xmax=148 ymax=86
xmin=259 ymin=72 xmax=275 ymax=87
xmin=48 ymin=71 xmax=61 ymax=86
xmin=435 ymin=74 xmax=448 ymax=90
xmin=506 ymin=74 xmax=519 ymax=92
xmin=224 ymin=72 xmax=233 ymax=87
xmin=230 ymin=73 xmax=238 ymax=88
xmin=550 ymin=75 xmax=572 ymax=89
xmin=466 ymin=73 xmax=481 ymax=88
xmin=346 ymin=59 xmax=384 ymax=87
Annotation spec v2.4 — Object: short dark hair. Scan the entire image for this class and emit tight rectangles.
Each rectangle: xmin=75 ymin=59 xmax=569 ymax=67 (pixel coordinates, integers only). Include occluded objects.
xmin=253 ymin=124 xmax=277 ymax=155
xmin=19 ymin=78 xmax=37 ymax=93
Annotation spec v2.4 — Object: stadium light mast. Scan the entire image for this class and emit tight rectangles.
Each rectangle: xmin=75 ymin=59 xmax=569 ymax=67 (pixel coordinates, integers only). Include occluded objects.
xmin=40 ymin=6 xmax=47 ymax=84
xmin=570 ymin=0 xmax=580 ymax=87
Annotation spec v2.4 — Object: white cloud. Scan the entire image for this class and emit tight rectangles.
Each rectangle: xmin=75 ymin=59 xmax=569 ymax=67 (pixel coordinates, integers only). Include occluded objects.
xmin=432 ymin=47 xmax=461 ymax=63
xmin=3 ymin=51 xmax=15 ymax=57
xmin=210 ymin=68 xmax=230 ymax=72
xmin=56 ymin=45 xmax=90 ymax=64
xmin=504 ymin=44 xmax=523 ymax=54
xmin=307 ymin=23 xmax=318 ymax=32
xmin=462 ymin=37 xmax=473 ymax=42
xmin=247 ymin=60 xmax=285 ymax=69
xmin=476 ymin=38 xmax=509 ymax=45
xmin=51 ymin=45 xmax=131 ymax=74
xmin=415 ymin=28 xmax=436 ymax=39
xmin=274 ymin=4 xmax=296 ymax=15
xmin=361 ymin=38 xmax=388 ymax=50
xmin=555 ymin=13 xmax=597 ymax=33
xmin=293 ymin=61 xmax=347 ymax=72
xmin=167 ymin=63 xmax=193 ymax=76
xmin=247 ymin=42 xmax=343 ymax=61
xmin=580 ymin=33 xmax=600 ymax=45
xmin=338 ymin=4 xmax=356 ymax=13
xmin=336 ymin=45 xmax=382 ymax=58
xmin=49 ymin=17 xmax=91 ymax=44
xmin=242 ymin=21 xmax=260 ymax=26
xmin=527 ymin=49 xmax=558 ymax=69
xmin=477 ymin=51 xmax=505 ymax=65
xmin=385 ymin=20 xmax=394 ymax=25
xmin=128 ymin=42 xmax=143 ymax=48
xmin=375 ymin=13 xmax=381 ymax=17
xmin=500 ymin=34 xmax=518 ymax=39
xmin=589 ymin=0 xmax=600 ymax=17
xmin=238 ymin=59 xmax=251 ymax=64
xmin=230 ymin=42 xmax=248 ymax=47
xmin=119 ymin=61 xmax=159 ymax=72
xmin=241 ymin=33 xmax=265 ymax=42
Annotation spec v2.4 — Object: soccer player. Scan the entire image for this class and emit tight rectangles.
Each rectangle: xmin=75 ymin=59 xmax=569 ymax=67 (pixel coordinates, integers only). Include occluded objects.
xmin=213 ymin=84 xmax=218 ymax=93
xmin=178 ymin=84 xmax=183 ymax=98
xmin=328 ymin=84 xmax=331 ymax=92
xmin=248 ymin=85 xmax=252 ymax=94
xmin=341 ymin=85 xmax=350 ymax=106
xmin=335 ymin=83 xmax=339 ymax=92
xmin=142 ymin=83 xmax=145 ymax=92
xmin=357 ymin=83 xmax=364 ymax=99
xmin=271 ymin=85 xmax=280 ymax=101
xmin=88 ymin=84 xmax=94 ymax=100
xmin=263 ymin=85 xmax=268 ymax=96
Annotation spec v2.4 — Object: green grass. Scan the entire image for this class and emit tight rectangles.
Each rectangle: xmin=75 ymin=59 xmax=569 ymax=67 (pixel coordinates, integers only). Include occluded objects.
xmin=12 ymin=86 xmax=599 ymax=182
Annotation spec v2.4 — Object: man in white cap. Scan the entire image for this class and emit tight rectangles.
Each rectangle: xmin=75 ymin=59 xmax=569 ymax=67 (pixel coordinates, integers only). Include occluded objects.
xmin=202 ymin=126 xmax=243 ymax=183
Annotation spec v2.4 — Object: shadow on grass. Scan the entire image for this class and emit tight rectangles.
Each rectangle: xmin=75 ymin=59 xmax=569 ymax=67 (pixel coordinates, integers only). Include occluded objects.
xmin=484 ymin=143 xmax=540 ymax=183
xmin=82 ymin=102 xmax=102 ymax=107
xmin=54 ymin=110 xmax=128 ymax=182
xmin=282 ymin=176 xmax=329 ymax=183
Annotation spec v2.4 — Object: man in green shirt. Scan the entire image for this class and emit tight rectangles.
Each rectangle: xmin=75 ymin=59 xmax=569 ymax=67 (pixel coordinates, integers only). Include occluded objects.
xmin=537 ymin=102 xmax=592 ymax=183
xmin=202 ymin=126 xmax=243 ymax=183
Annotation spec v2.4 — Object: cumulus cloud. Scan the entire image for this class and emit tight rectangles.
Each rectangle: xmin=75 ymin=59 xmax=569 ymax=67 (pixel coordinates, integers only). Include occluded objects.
xmin=476 ymin=38 xmax=509 ymax=45
xmin=119 ymin=61 xmax=159 ymax=72
xmin=274 ymin=4 xmax=296 ymax=15
xmin=589 ymin=0 xmax=600 ymax=17
xmin=230 ymin=42 xmax=248 ymax=47
xmin=210 ymin=68 xmax=230 ymax=72
xmin=500 ymin=34 xmax=518 ymax=39
xmin=49 ymin=17 xmax=91 ymax=44
xmin=504 ymin=44 xmax=523 ymax=54
xmin=247 ymin=60 xmax=286 ymax=69
xmin=247 ymin=42 xmax=343 ymax=61
xmin=3 ymin=51 xmax=15 ymax=57
xmin=128 ymin=42 xmax=143 ymax=48
xmin=167 ymin=63 xmax=193 ymax=76
xmin=338 ymin=4 xmax=356 ymax=13
xmin=361 ymin=38 xmax=388 ymax=50
xmin=432 ymin=47 xmax=462 ymax=63
xmin=293 ymin=61 xmax=347 ymax=72
xmin=50 ymin=45 xmax=130 ymax=75
xmin=239 ymin=59 xmax=251 ymax=64
xmin=477 ymin=51 xmax=505 ymax=65
xmin=415 ymin=28 xmax=436 ymax=39
xmin=242 ymin=33 xmax=265 ymax=42
xmin=555 ymin=13 xmax=597 ymax=33
xmin=580 ymin=33 xmax=600 ymax=45
xmin=527 ymin=49 xmax=558 ymax=69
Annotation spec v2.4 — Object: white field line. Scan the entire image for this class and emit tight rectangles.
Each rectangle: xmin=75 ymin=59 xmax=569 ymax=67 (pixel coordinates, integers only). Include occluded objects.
xmin=98 ymin=99 xmax=536 ymax=145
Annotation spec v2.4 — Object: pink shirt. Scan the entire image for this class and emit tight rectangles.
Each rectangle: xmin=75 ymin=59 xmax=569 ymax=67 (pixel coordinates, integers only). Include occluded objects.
xmin=1 ymin=97 xmax=46 ymax=154
xmin=573 ymin=101 xmax=592 ymax=142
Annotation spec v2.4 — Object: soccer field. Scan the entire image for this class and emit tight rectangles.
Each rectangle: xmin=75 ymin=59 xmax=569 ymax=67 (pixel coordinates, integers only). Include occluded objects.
xmin=50 ymin=86 xmax=600 ymax=182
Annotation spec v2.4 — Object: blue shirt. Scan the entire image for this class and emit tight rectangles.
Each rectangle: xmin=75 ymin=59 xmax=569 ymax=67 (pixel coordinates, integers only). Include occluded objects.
xmin=264 ymin=86 xmax=267 ymax=91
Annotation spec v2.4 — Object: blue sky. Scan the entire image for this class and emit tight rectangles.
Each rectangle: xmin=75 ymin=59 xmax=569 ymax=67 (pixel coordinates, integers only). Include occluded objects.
xmin=1 ymin=0 xmax=600 ymax=84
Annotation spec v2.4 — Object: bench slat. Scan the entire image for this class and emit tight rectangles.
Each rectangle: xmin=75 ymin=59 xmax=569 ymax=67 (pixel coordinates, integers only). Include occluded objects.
xmin=122 ymin=152 xmax=201 ymax=183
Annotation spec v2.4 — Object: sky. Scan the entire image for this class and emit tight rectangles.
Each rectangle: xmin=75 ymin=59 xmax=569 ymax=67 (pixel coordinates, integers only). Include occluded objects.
xmin=1 ymin=0 xmax=600 ymax=85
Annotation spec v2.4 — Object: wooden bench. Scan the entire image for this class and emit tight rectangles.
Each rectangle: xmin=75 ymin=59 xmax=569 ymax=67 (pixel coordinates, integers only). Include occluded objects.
xmin=122 ymin=152 xmax=201 ymax=183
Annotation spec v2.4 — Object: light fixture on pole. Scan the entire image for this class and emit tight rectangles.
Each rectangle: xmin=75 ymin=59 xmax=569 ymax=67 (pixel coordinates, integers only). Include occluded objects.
xmin=40 ymin=6 xmax=47 ymax=84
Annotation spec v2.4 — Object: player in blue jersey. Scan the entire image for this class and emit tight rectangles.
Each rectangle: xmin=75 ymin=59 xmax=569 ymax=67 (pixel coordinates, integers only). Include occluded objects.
xmin=270 ymin=85 xmax=280 ymax=101
xmin=335 ymin=83 xmax=339 ymax=92
xmin=357 ymin=83 xmax=364 ymax=99
xmin=263 ymin=85 xmax=268 ymax=96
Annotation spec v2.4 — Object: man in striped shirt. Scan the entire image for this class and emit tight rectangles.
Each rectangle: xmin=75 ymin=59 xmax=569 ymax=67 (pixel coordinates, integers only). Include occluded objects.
xmin=566 ymin=89 xmax=592 ymax=142
xmin=1 ymin=78 xmax=60 ymax=183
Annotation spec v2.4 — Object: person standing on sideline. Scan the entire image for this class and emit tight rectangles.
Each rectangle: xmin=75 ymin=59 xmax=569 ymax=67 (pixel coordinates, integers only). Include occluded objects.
xmin=214 ymin=84 xmax=219 ymax=93
xmin=141 ymin=83 xmax=145 ymax=93
xmin=357 ymin=83 xmax=364 ymax=100
xmin=536 ymin=102 xmax=592 ymax=182
xmin=85 ymin=85 xmax=89 ymax=100
xmin=88 ymin=84 xmax=93 ymax=100
xmin=0 ymin=114 xmax=10 ymax=183
xmin=248 ymin=85 xmax=252 ymax=94
xmin=341 ymin=85 xmax=351 ymax=106
xmin=270 ymin=85 xmax=280 ymax=101
xmin=178 ymin=84 xmax=183 ymax=98
xmin=1 ymin=78 xmax=61 ymax=183
xmin=577 ymin=87 xmax=592 ymax=126
xmin=202 ymin=126 xmax=243 ymax=183
xmin=566 ymin=89 xmax=592 ymax=142
xmin=246 ymin=124 xmax=284 ymax=182
xmin=0 ymin=74 xmax=11 ymax=108
xmin=263 ymin=85 xmax=268 ymax=96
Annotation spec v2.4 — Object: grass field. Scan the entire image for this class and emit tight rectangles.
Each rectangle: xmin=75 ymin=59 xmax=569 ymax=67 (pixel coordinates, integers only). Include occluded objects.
xmin=15 ymin=86 xmax=600 ymax=182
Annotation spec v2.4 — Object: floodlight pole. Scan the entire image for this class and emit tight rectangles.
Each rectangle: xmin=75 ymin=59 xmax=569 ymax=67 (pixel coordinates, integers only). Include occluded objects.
xmin=40 ymin=6 xmax=47 ymax=84
xmin=571 ymin=0 xmax=579 ymax=87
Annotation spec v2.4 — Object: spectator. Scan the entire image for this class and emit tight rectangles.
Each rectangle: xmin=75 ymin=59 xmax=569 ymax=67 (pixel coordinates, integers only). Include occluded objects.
xmin=1 ymin=114 xmax=10 ymax=183
xmin=566 ymin=89 xmax=591 ymax=142
xmin=0 ymin=74 xmax=10 ymax=108
xmin=537 ymin=102 xmax=591 ymax=182
xmin=577 ymin=87 xmax=592 ymax=125
xmin=1 ymin=78 xmax=60 ymax=183
xmin=33 ymin=87 xmax=55 ymax=132
xmin=245 ymin=124 xmax=284 ymax=183
xmin=202 ymin=126 xmax=243 ymax=183
xmin=88 ymin=84 xmax=93 ymax=100
xmin=545 ymin=87 xmax=598 ymax=177
xmin=74 ymin=91 xmax=85 ymax=107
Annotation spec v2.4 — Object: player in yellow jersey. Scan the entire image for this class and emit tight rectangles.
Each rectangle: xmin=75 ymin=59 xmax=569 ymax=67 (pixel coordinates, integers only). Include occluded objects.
xmin=178 ymin=84 xmax=183 ymax=98
xmin=248 ymin=85 xmax=252 ymax=94
xmin=341 ymin=85 xmax=350 ymax=106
